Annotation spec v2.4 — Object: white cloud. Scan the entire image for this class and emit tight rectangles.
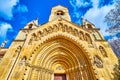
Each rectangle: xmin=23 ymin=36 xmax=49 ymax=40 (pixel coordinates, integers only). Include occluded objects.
xmin=0 ymin=0 xmax=28 ymax=45
xmin=70 ymin=0 xmax=91 ymax=8
xmin=69 ymin=0 xmax=92 ymax=19
xmin=0 ymin=22 xmax=13 ymax=43
xmin=69 ymin=0 xmax=115 ymax=36
xmin=0 ymin=0 xmax=19 ymax=20
xmin=83 ymin=0 xmax=115 ymax=36
xmin=0 ymin=0 xmax=28 ymax=20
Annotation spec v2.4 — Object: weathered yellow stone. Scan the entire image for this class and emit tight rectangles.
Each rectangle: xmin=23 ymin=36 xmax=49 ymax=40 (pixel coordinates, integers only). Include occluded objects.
xmin=0 ymin=5 xmax=118 ymax=80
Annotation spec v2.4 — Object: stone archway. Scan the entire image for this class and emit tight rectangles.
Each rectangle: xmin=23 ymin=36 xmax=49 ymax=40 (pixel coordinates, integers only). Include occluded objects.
xmin=25 ymin=36 xmax=96 ymax=80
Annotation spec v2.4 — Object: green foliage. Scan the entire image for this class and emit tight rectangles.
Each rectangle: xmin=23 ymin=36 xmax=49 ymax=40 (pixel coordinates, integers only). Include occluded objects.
xmin=114 ymin=58 xmax=120 ymax=80
xmin=118 ymin=58 xmax=120 ymax=80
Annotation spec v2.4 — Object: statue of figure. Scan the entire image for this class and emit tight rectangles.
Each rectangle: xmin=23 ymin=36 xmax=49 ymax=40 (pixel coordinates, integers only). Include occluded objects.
xmin=19 ymin=56 xmax=27 ymax=66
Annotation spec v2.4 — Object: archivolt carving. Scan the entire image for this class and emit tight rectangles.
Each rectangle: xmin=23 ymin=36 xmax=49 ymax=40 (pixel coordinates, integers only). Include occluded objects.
xmin=24 ymin=32 xmax=96 ymax=80
xmin=28 ymin=23 xmax=93 ymax=49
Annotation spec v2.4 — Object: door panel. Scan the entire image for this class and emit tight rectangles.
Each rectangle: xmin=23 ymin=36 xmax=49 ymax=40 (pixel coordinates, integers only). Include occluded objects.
xmin=54 ymin=74 xmax=66 ymax=80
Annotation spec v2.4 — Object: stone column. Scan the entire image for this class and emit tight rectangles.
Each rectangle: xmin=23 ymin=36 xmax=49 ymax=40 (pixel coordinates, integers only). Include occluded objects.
xmin=78 ymin=67 xmax=82 ymax=80
xmin=39 ymin=69 xmax=43 ymax=80
xmin=49 ymin=72 xmax=53 ymax=80
xmin=80 ymin=66 xmax=84 ymax=80
xmin=45 ymin=70 xmax=48 ymax=80
xmin=28 ymin=68 xmax=33 ymax=80
xmin=42 ymin=69 xmax=45 ymax=80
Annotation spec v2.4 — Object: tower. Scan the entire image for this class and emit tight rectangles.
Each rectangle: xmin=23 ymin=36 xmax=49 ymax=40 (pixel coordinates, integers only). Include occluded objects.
xmin=49 ymin=5 xmax=71 ymax=21
xmin=0 ymin=5 xmax=118 ymax=80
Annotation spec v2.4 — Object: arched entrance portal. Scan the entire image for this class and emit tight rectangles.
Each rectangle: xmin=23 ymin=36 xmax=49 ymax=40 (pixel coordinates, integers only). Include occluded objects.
xmin=26 ymin=36 xmax=96 ymax=80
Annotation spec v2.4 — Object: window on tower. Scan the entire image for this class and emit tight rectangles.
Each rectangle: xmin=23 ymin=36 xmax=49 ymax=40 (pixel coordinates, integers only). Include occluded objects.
xmin=56 ymin=10 xmax=64 ymax=15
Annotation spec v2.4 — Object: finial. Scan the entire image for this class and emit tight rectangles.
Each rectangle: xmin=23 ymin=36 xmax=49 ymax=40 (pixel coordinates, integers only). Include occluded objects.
xmin=0 ymin=40 xmax=8 ymax=48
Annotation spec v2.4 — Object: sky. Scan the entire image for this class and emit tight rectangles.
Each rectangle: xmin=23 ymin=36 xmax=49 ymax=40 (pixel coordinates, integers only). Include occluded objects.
xmin=0 ymin=0 xmax=117 ymax=47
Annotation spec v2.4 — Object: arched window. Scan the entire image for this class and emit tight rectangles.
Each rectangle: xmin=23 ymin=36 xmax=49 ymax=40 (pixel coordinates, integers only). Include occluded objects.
xmin=63 ymin=24 xmax=68 ymax=32
xmin=32 ymin=33 xmax=37 ymax=41
xmin=79 ymin=31 xmax=84 ymax=40
xmin=48 ymin=26 xmax=53 ymax=33
xmin=53 ymin=24 xmax=58 ymax=32
xmin=94 ymin=55 xmax=103 ymax=68
xmin=28 ymin=24 xmax=33 ymax=29
xmin=87 ymin=24 xmax=92 ymax=28
xmin=85 ymin=34 xmax=92 ymax=44
xmin=37 ymin=31 xmax=42 ymax=37
xmin=68 ymin=27 xmax=73 ymax=34
xmin=93 ymin=31 xmax=103 ymax=40
xmin=43 ymin=28 xmax=48 ymax=36
xmin=58 ymin=23 xmax=63 ymax=31
xmin=73 ymin=29 xmax=78 ymax=36
xmin=99 ymin=46 xmax=108 ymax=57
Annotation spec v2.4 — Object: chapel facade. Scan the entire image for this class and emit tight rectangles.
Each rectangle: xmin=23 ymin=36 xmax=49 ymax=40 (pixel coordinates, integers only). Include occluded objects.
xmin=0 ymin=5 xmax=118 ymax=80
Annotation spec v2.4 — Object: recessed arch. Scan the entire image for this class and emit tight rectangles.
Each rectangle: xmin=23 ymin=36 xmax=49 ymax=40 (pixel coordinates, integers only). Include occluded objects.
xmin=40 ymin=48 xmax=78 ymax=69
xmin=25 ymin=33 xmax=96 ymax=80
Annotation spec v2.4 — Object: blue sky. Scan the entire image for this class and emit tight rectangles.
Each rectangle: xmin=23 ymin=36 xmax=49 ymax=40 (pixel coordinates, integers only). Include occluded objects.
xmin=0 ymin=0 xmax=117 ymax=47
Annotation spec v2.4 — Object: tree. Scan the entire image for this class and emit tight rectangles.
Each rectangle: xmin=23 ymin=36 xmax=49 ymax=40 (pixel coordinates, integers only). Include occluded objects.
xmin=105 ymin=0 xmax=120 ymax=33
xmin=113 ymin=58 xmax=120 ymax=80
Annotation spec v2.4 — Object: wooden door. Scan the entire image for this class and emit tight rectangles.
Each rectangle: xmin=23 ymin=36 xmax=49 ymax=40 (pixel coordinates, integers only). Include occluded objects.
xmin=54 ymin=74 xmax=66 ymax=80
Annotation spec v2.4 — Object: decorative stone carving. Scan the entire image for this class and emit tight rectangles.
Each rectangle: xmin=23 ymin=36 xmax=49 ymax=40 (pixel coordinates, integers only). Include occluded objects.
xmin=94 ymin=55 xmax=103 ymax=68
xmin=48 ymin=27 xmax=53 ymax=33
xmin=99 ymin=46 xmax=108 ymax=57
xmin=53 ymin=24 xmax=58 ymax=32
xmin=56 ymin=66 xmax=64 ymax=70
xmin=43 ymin=28 xmax=48 ymax=36
xmin=37 ymin=31 xmax=42 ymax=39
xmin=64 ymin=24 xmax=68 ymax=32
xmin=32 ymin=33 xmax=37 ymax=41
xmin=19 ymin=56 xmax=27 ymax=66
xmin=73 ymin=29 xmax=78 ymax=36
xmin=58 ymin=23 xmax=63 ymax=31
xmin=68 ymin=27 xmax=73 ymax=34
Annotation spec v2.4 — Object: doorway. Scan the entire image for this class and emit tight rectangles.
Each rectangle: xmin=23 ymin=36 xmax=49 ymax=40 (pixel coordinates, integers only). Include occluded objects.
xmin=54 ymin=74 xmax=66 ymax=80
